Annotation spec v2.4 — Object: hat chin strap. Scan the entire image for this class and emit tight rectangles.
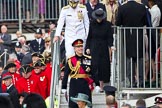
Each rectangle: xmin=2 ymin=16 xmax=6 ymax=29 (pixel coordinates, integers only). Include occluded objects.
xmin=69 ymin=1 xmax=78 ymax=8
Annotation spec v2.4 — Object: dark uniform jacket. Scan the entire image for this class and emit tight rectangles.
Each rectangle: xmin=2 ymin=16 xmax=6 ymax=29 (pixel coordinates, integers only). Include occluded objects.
xmin=62 ymin=54 xmax=93 ymax=108
xmin=15 ymin=52 xmax=24 ymax=63
xmin=6 ymin=85 xmax=20 ymax=108
xmin=30 ymin=38 xmax=45 ymax=54
xmin=116 ymin=1 xmax=147 ymax=58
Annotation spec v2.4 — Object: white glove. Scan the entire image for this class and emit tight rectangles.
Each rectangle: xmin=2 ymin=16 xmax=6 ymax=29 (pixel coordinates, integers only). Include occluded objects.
xmin=61 ymin=89 xmax=67 ymax=94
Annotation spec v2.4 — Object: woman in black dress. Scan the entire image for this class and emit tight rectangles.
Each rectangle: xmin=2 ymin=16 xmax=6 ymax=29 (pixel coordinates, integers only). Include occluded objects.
xmin=86 ymin=8 xmax=113 ymax=92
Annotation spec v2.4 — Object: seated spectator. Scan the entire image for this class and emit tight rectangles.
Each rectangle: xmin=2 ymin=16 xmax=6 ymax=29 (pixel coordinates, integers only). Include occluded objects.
xmin=136 ymin=99 xmax=146 ymax=108
xmin=18 ymin=35 xmax=27 ymax=46
xmin=43 ymin=37 xmax=51 ymax=54
xmin=0 ymin=95 xmax=14 ymax=108
xmin=22 ymin=93 xmax=47 ymax=108
xmin=70 ymin=93 xmax=92 ymax=108
xmin=155 ymin=97 xmax=162 ymax=108
xmin=121 ymin=103 xmax=132 ymax=108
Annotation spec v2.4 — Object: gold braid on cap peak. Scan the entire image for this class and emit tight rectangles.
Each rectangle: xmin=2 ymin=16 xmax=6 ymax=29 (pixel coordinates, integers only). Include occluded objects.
xmin=68 ymin=59 xmax=80 ymax=78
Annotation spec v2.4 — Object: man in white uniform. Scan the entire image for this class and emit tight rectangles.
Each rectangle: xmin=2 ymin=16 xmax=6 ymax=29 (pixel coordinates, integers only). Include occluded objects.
xmin=54 ymin=0 xmax=89 ymax=59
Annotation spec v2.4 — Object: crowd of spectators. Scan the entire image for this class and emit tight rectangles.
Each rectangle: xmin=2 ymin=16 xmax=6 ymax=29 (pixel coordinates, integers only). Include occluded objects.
xmin=0 ymin=0 xmax=162 ymax=107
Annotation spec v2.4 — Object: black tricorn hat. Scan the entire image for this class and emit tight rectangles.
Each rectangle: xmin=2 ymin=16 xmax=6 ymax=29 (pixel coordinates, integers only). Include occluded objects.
xmin=4 ymin=62 xmax=16 ymax=70
xmin=22 ymin=93 xmax=47 ymax=108
xmin=33 ymin=59 xmax=46 ymax=67
xmin=103 ymin=85 xmax=117 ymax=96
xmin=92 ymin=8 xmax=106 ymax=20
xmin=32 ymin=52 xmax=41 ymax=57
xmin=20 ymin=64 xmax=34 ymax=74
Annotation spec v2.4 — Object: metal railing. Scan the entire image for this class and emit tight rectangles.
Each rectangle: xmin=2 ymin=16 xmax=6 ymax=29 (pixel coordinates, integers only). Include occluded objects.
xmin=49 ymin=39 xmax=60 ymax=108
xmin=113 ymin=26 xmax=162 ymax=107
xmin=0 ymin=0 xmax=68 ymax=22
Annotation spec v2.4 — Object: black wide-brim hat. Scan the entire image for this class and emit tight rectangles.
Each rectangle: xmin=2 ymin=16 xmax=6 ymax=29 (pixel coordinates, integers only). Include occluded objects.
xmin=103 ymin=85 xmax=117 ymax=96
xmin=92 ymin=8 xmax=106 ymax=20
xmin=4 ymin=62 xmax=16 ymax=70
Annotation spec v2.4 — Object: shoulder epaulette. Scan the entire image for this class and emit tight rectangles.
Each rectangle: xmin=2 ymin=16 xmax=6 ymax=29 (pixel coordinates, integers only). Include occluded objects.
xmin=63 ymin=5 xmax=70 ymax=9
xmin=83 ymin=54 xmax=91 ymax=59
xmin=79 ymin=4 xmax=86 ymax=8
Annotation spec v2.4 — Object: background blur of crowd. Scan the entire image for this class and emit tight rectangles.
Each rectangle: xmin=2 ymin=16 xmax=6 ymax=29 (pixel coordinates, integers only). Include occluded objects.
xmin=0 ymin=0 xmax=161 ymax=108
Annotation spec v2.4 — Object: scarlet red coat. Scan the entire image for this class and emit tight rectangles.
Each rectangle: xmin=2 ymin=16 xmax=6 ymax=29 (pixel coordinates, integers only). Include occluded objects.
xmin=16 ymin=74 xmax=43 ymax=96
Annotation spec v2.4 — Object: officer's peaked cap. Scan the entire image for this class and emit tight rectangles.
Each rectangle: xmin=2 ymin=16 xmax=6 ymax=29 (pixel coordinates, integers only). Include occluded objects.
xmin=72 ymin=39 xmax=83 ymax=47
xmin=103 ymin=85 xmax=117 ymax=96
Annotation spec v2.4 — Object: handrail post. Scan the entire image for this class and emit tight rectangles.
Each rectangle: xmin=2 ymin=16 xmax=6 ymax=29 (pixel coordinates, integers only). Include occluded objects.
xmin=4 ymin=49 xmax=8 ymax=67
xmin=18 ymin=0 xmax=22 ymax=33
xmin=49 ymin=31 xmax=60 ymax=108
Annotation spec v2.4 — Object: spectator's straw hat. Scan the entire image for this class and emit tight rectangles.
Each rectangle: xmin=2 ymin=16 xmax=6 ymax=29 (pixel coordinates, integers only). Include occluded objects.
xmin=92 ymin=8 xmax=106 ymax=20
xmin=70 ymin=93 xmax=92 ymax=107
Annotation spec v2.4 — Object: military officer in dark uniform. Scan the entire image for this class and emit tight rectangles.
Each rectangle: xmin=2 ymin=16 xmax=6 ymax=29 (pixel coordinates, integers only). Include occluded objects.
xmin=14 ymin=42 xmax=24 ymax=63
xmin=30 ymin=28 xmax=45 ymax=54
xmin=62 ymin=39 xmax=93 ymax=108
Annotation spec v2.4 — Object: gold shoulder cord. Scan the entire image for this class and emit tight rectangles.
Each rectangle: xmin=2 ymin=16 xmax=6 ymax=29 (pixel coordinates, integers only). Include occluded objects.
xmin=68 ymin=59 xmax=81 ymax=78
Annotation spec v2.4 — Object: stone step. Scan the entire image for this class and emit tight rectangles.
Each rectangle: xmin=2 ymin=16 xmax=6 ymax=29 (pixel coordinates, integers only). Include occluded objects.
xmin=60 ymin=93 xmax=106 ymax=104
xmin=60 ymin=102 xmax=106 ymax=108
